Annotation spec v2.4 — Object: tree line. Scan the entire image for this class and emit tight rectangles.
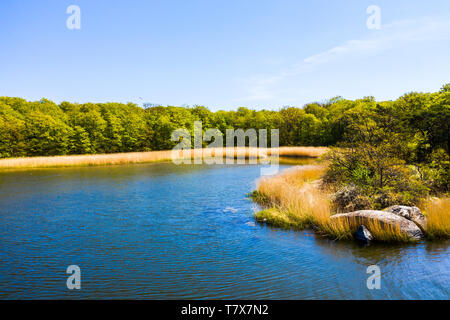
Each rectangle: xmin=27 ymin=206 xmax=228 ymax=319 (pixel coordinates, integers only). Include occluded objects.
xmin=0 ymin=85 xmax=448 ymax=163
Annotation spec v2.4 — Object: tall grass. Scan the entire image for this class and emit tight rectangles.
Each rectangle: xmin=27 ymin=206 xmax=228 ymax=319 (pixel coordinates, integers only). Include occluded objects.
xmin=254 ymin=165 xmax=331 ymax=230
xmin=420 ymin=197 xmax=450 ymax=239
xmin=318 ymin=214 xmax=412 ymax=242
xmin=253 ymin=165 xmax=418 ymax=242
xmin=0 ymin=147 xmax=328 ymax=170
xmin=277 ymin=147 xmax=328 ymax=158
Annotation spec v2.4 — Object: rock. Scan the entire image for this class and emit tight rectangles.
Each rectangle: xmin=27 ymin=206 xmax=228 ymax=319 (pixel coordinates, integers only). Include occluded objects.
xmin=354 ymin=225 xmax=373 ymax=242
xmin=333 ymin=185 xmax=371 ymax=212
xmin=383 ymin=205 xmax=427 ymax=232
xmin=331 ymin=210 xmax=424 ymax=241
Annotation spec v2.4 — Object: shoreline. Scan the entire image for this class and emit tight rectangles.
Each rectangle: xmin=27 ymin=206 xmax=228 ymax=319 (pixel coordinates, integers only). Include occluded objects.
xmin=0 ymin=146 xmax=328 ymax=170
xmin=251 ymin=165 xmax=450 ymax=243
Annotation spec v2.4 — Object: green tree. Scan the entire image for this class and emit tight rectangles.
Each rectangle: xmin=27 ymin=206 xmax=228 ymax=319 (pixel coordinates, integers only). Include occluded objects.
xmin=24 ymin=111 xmax=71 ymax=156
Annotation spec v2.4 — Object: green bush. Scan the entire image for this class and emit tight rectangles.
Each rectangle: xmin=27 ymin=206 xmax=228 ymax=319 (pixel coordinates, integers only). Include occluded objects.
xmin=323 ymin=93 xmax=448 ymax=210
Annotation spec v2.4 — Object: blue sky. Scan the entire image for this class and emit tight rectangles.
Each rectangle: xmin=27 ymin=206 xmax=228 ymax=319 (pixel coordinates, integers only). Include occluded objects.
xmin=1 ymin=0 xmax=449 ymax=110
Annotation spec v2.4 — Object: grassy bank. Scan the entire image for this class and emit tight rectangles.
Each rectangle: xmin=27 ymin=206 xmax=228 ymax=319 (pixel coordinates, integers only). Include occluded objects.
xmin=0 ymin=146 xmax=328 ymax=169
xmin=421 ymin=197 xmax=450 ymax=239
xmin=252 ymin=165 xmax=449 ymax=242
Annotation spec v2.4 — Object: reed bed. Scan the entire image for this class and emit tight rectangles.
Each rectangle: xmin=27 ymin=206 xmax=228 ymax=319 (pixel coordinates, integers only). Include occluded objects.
xmin=277 ymin=146 xmax=328 ymax=158
xmin=316 ymin=214 xmax=412 ymax=242
xmin=420 ymin=197 xmax=450 ymax=239
xmin=0 ymin=147 xmax=328 ymax=169
xmin=253 ymin=165 xmax=417 ymax=242
xmin=254 ymin=165 xmax=332 ymax=230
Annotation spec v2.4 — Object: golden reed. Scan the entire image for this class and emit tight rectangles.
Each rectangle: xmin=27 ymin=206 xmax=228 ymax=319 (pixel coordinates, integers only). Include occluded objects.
xmin=0 ymin=147 xmax=328 ymax=169
xmin=420 ymin=197 xmax=450 ymax=239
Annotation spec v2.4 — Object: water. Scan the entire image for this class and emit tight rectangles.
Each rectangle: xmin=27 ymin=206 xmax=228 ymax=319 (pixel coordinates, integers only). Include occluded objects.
xmin=0 ymin=162 xmax=448 ymax=299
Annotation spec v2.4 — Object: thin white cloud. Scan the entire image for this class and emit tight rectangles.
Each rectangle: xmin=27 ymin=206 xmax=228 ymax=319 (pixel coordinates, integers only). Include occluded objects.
xmin=303 ymin=16 xmax=450 ymax=67
xmin=236 ymin=15 xmax=450 ymax=103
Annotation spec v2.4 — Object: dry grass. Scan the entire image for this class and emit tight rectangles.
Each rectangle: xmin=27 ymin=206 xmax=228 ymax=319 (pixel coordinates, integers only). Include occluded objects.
xmin=0 ymin=146 xmax=328 ymax=170
xmin=317 ymin=215 xmax=412 ymax=242
xmin=420 ymin=197 xmax=450 ymax=239
xmin=277 ymin=146 xmax=328 ymax=158
xmin=254 ymin=165 xmax=417 ymax=242
xmin=254 ymin=165 xmax=332 ymax=230
xmin=0 ymin=150 xmax=174 ymax=169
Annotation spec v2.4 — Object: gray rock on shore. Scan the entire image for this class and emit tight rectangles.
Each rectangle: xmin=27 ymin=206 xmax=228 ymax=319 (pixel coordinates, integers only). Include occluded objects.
xmin=383 ymin=205 xmax=427 ymax=232
xmin=331 ymin=210 xmax=424 ymax=241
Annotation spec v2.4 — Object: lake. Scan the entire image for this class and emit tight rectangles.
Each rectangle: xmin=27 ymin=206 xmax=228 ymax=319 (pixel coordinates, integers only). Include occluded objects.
xmin=0 ymin=161 xmax=448 ymax=299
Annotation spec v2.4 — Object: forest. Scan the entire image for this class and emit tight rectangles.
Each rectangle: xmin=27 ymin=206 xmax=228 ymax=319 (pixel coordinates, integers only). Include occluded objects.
xmin=1 ymin=85 xmax=447 ymax=157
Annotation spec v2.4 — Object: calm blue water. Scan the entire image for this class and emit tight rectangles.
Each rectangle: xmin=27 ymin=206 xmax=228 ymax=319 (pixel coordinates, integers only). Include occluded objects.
xmin=0 ymin=162 xmax=449 ymax=299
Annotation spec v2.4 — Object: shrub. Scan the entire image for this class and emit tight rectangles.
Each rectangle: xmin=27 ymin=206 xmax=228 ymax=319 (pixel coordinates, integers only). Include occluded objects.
xmin=426 ymin=149 xmax=450 ymax=193
xmin=332 ymin=184 xmax=372 ymax=212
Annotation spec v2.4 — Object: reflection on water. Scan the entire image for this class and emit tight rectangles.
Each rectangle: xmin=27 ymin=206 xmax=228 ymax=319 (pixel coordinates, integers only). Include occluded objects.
xmin=0 ymin=162 xmax=448 ymax=299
